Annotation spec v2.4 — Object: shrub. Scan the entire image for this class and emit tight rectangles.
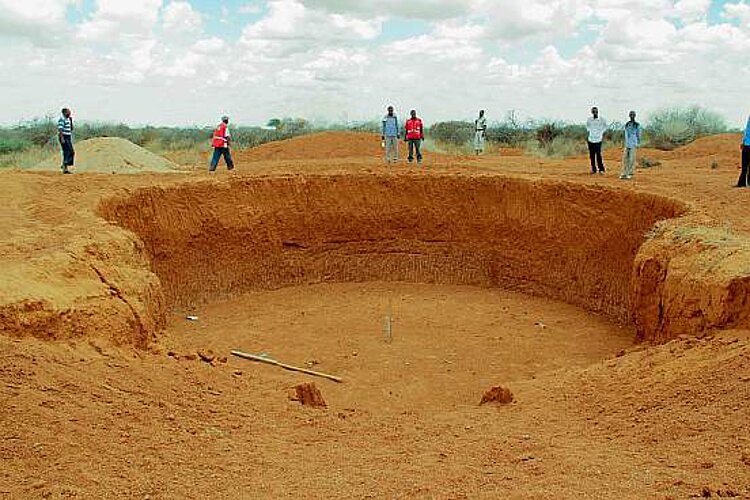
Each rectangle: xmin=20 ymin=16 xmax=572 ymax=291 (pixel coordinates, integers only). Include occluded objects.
xmin=17 ymin=116 xmax=58 ymax=147
xmin=646 ymin=106 xmax=727 ymax=150
xmin=0 ymin=137 xmax=31 ymax=154
xmin=485 ymin=124 xmax=532 ymax=145
xmin=536 ymin=122 xmax=561 ymax=146
xmin=526 ymin=135 xmax=588 ymax=158
xmin=429 ymin=121 xmax=474 ymax=146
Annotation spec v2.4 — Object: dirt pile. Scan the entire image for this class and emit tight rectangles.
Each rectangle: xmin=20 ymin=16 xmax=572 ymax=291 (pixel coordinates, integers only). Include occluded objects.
xmin=480 ymin=385 xmax=514 ymax=405
xmin=664 ymin=133 xmax=742 ymax=159
xmin=237 ymin=131 xmax=411 ymax=161
xmin=34 ymin=137 xmax=178 ymax=174
xmin=290 ymin=383 xmax=327 ymax=408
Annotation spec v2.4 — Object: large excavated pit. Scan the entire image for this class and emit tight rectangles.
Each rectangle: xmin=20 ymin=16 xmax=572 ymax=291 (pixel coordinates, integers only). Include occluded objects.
xmin=99 ymin=174 xmax=686 ymax=340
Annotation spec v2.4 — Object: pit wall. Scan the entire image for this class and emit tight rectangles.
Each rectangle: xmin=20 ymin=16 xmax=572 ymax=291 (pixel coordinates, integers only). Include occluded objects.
xmin=0 ymin=227 xmax=165 ymax=349
xmin=99 ymin=174 xmax=685 ymax=336
xmin=632 ymin=222 xmax=750 ymax=342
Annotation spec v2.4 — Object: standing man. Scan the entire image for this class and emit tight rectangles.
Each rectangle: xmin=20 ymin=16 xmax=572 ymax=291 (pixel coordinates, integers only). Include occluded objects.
xmin=474 ymin=109 xmax=487 ymax=155
xmin=404 ymin=109 xmax=424 ymax=164
xmin=586 ymin=106 xmax=607 ymax=174
xmin=737 ymin=115 xmax=750 ymax=188
xmin=382 ymin=106 xmax=400 ymax=163
xmin=57 ymin=108 xmax=74 ymax=174
xmin=620 ymin=111 xmax=641 ymax=180
xmin=210 ymin=115 xmax=234 ymax=172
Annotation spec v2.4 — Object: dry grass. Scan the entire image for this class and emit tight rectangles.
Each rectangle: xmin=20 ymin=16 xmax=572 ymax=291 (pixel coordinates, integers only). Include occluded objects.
xmin=0 ymin=145 xmax=55 ymax=169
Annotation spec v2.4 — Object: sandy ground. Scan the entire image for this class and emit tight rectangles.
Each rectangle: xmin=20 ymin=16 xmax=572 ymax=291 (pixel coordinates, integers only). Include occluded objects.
xmin=2 ymin=132 xmax=750 ymax=499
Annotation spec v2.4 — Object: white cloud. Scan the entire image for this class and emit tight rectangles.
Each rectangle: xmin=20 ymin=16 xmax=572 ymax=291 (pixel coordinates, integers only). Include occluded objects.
xmin=163 ymin=1 xmax=202 ymax=34
xmin=476 ymin=0 xmax=592 ymax=41
xmin=193 ymin=37 xmax=225 ymax=54
xmin=672 ymin=0 xmax=710 ymax=22
xmin=2 ymin=0 xmax=750 ymax=127
xmin=384 ymin=32 xmax=482 ymax=61
xmin=724 ymin=1 xmax=750 ymax=28
xmin=78 ymin=0 xmax=163 ymax=41
xmin=239 ymin=0 xmax=383 ymax=59
xmin=300 ymin=0 xmax=471 ymax=20
xmin=0 ymin=0 xmax=76 ymax=45
xmin=594 ymin=16 xmax=678 ymax=62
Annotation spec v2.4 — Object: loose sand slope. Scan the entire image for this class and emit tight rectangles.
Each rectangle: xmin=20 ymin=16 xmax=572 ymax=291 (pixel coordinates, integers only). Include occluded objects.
xmin=1 ymin=131 xmax=750 ymax=498
xmin=33 ymin=137 xmax=178 ymax=174
xmin=237 ymin=131 xmax=384 ymax=161
xmin=236 ymin=131 xmax=452 ymax=162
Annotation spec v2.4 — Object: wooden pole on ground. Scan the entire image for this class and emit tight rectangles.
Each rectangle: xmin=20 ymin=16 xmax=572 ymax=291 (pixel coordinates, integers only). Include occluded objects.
xmin=230 ymin=350 xmax=344 ymax=383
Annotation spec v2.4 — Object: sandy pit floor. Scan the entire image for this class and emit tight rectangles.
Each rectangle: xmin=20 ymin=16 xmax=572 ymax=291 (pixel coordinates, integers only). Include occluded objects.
xmin=164 ymin=282 xmax=632 ymax=412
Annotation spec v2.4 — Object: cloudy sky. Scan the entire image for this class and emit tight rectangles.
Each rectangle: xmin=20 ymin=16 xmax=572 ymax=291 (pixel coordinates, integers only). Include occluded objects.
xmin=1 ymin=0 xmax=749 ymax=127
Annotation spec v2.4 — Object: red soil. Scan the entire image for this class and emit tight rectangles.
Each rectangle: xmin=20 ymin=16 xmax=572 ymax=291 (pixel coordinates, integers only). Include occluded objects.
xmin=2 ymin=131 xmax=750 ymax=498
xmin=480 ymin=386 xmax=514 ymax=405
xmin=291 ymin=382 xmax=327 ymax=408
xmin=235 ymin=131 xmax=398 ymax=161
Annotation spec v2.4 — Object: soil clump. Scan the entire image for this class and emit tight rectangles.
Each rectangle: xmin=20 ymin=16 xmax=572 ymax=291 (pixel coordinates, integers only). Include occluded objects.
xmin=290 ymin=382 xmax=327 ymax=408
xmin=480 ymin=385 xmax=514 ymax=405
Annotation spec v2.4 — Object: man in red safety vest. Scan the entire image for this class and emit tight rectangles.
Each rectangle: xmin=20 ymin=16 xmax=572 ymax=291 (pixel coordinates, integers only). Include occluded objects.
xmin=404 ymin=109 xmax=424 ymax=164
xmin=210 ymin=115 xmax=234 ymax=172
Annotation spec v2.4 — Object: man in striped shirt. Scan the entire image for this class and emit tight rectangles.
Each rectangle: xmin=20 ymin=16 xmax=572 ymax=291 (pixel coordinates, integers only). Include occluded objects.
xmin=57 ymin=108 xmax=74 ymax=174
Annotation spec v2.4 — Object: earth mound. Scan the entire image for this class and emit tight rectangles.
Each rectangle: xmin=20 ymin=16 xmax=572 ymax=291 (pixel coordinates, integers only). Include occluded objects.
xmin=34 ymin=137 xmax=178 ymax=174
xmin=479 ymin=385 xmax=514 ymax=405
xmin=290 ymin=382 xmax=327 ymax=408
xmin=237 ymin=131 xmax=388 ymax=161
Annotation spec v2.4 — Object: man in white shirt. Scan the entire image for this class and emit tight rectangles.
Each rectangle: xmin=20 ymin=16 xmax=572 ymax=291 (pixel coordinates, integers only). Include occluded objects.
xmin=586 ymin=106 xmax=607 ymax=174
xmin=474 ymin=109 xmax=487 ymax=155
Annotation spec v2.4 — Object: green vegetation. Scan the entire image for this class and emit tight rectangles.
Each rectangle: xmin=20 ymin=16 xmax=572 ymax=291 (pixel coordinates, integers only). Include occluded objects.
xmin=427 ymin=118 xmax=606 ymax=157
xmin=0 ymin=116 xmax=319 ymax=168
xmin=0 ymin=106 xmax=735 ymax=168
xmin=427 ymin=105 xmax=730 ymax=156
xmin=645 ymin=106 xmax=727 ymax=150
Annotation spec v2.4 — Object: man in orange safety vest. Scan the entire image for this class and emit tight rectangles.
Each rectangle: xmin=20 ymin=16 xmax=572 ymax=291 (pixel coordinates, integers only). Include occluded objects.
xmin=404 ymin=109 xmax=424 ymax=164
xmin=210 ymin=115 xmax=234 ymax=172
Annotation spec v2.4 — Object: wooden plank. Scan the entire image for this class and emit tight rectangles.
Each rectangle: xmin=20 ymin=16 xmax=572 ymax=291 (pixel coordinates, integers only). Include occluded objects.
xmin=231 ymin=350 xmax=344 ymax=383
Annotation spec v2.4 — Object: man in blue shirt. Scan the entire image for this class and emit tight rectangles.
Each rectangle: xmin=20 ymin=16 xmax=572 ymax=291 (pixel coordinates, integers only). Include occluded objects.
xmin=57 ymin=108 xmax=74 ymax=174
xmin=381 ymin=106 xmax=399 ymax=163
xmin=737 ymin=115 xmax=750 ymax=187
xmin=620 ymin=110 xmax=641 ymax=180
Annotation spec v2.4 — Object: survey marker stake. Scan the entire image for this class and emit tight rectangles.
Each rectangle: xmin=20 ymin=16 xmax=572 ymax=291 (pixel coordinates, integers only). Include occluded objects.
xmin=231 ymin=350 xmax=344 ymax=383
xmin=384 ymin=298 xmax=393 ymax=344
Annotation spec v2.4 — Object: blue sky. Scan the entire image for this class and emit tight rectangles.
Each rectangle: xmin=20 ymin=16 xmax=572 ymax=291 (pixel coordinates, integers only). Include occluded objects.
xmin=3 ymin=0 xmax=750 ymax=126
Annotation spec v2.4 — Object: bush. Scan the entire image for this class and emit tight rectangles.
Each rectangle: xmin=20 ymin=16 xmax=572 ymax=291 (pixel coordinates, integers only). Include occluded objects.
xmin=348 ymin=120 xmax=380 ymax=134
xmin=0 ymin=137 xmax=31 ymax=154
xmin=485 ymin=124 xmax=532 ymax=145
xmin=526 ymin=136 xmax=588 ymax=158
xmin=429 ymin=121 xmax=474 ymax=146
xmin=646 ymin=106 xmax=727 ymax=150
xmin=536 ymin=122 xmax=561 ymax=146
xmin=16 ymin=116 xmax=58 ymax=147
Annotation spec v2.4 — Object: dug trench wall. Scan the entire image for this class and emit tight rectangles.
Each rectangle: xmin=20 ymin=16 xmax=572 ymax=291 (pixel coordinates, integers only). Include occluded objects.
xmin=99 ymin=174 xmax=685 ymax=337
xmin=632 ymin=223 xmax=750 ymax=342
